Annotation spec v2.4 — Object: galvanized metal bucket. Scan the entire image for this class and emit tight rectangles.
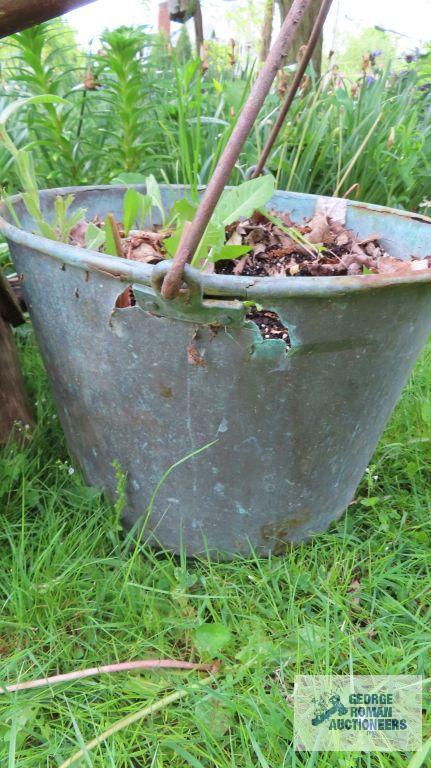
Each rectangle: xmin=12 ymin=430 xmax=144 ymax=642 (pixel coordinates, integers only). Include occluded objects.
xmin=2 ymin=185 xmax=431 ymax=556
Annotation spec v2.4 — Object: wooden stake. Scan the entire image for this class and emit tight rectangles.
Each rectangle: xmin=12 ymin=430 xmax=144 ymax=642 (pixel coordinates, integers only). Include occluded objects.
xmin=0 ymin=313 xmax=33 ymax=445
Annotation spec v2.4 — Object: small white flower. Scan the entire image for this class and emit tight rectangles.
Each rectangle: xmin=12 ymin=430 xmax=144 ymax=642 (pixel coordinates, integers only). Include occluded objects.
xmin=373 ymin=475 xmax=378 ymax=481
xmin=68 ymin=467 xmax=75 ymax=475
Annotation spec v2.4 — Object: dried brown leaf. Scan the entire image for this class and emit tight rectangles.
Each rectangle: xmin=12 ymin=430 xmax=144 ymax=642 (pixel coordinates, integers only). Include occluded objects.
xmin=306 ymin=213 xmax=332 ymax=244
xmin=226 ymin=230 xmax=243 ymax=247
xmin=233 ymin=255 xmax=249 ymax=275
xmin=187 ymin=344 xmax=206 ymax=367
xmin=69 ymin=220 xmax=89 ymax=247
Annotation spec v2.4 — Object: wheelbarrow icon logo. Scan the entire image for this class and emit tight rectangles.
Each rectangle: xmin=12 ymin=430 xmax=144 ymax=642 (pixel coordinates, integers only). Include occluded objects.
xmin=311 ymin=693 xmax=349 ymax=726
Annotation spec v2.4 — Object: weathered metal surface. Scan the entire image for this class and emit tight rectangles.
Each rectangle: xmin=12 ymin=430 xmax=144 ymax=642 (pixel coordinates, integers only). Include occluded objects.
xmin=1 ymin=185 xmax=431 ymax=556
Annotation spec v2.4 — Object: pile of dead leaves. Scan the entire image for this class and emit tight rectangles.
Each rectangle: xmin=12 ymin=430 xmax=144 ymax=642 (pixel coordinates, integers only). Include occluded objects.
xmin=70 ymin=208 xmax=431 ymax=284
xmin=70 ymin=220 xmax=168 ymax=308
xmin=216 ymin=209 xmax=431 ymax=278
xmin=68 ymin=208 xmax=431 ymax=343
xmin=70 ymin=221 xmax=167 ymax=264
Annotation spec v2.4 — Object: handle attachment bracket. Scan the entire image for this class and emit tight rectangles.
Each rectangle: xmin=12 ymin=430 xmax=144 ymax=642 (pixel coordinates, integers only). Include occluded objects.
xmin=134 ymin=262 xmax=245 ymax=327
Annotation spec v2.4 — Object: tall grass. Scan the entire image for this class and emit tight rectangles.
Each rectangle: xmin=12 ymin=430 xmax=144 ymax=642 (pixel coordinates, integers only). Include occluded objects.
xmin=263 ymin=68 xmax=431 ymax=208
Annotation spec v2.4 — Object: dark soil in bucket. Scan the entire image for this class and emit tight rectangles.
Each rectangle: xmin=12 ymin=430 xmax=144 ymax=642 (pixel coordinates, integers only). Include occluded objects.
xmin=69 ymin=207 xmax=431 ymax=345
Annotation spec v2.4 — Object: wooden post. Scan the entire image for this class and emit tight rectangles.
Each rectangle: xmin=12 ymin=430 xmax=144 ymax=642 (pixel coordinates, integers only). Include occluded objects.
xmin=0 ymin=272 xmax=33 ymax=445
xmin=260 ymin=0 xmax=275 ymax=64
xmin=158 ymin=2 xmax=171 ymax=37
xmin=0 ymin=0 xmax=97 ymax=39
xmin=193 ymin=0 xmax=203 ymax=57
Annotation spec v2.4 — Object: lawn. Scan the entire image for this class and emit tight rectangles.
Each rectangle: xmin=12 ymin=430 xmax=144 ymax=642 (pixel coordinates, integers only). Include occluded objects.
xmin=0 ymin=326 xmax=430 ymax=766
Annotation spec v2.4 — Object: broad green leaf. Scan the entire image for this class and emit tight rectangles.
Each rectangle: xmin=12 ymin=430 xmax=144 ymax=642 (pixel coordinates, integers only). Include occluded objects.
xmin=164 ymin=220 xmax=223 ymax=265
xmin=235 ymin=629 xmax=280 ymax=664
xmin=38 ymin=220 xmax=57 ymax=240
xmin=163 ymin=227 xmax=181 ymax=259
xmin=360 ymin=497 xmax=380 ymax=508
xmin=138 ymin=193 xmax=152 ymax=225
xmin=171 ymin=197 xmax=197 ymax=224
xmin=193 ymin=622 xmax=231 ymax=658
xmin=85 ymin=222 xmax=105 ymax=251
xmin=104 ymin=215 xmax=118 ymax=256
xmin=195 ymin=695 xmax=233 ymax=738
xmin=146 ymin=174 xmax=165 ymax=223
xmin=210 ymin=244 xmax=251 ymax=262
xmin=123 ymin=188 xmax=142 ymax=235
xmin=214 ymin=174 xmax=276 ymax=226
xmin=0 ymin=95 xmax=68 ymax=127
xmin=193 ymin=222 xmax=225 ymax=265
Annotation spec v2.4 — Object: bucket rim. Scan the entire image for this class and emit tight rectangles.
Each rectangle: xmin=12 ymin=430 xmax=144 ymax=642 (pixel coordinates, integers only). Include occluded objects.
xmin=1 ymin=184 xmax=431 ymax=300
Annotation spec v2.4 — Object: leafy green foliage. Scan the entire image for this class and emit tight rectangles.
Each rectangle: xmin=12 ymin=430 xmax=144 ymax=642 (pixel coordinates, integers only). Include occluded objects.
xmin=214 ymin=174 xmax=275 ymax=225
xmin=2 ymin=23 xmax=84 ymax=187
xmin=104 ymin=214 xmax=119 ymax=256
xmin=53 ymin=194 xmax=86 ymax=243
xmin=164 ymin=175 xmax=274 ymax=267
xmin=85 ymin=222 xmax=105 ymax=251
xmin=0 ymin=95 xmax=84 ymax=239
xmin=193 ymin=622 xmax=232 ymax=658
xmin=3 ymin=22 xmax=431 ymax=212
xmin=89 ymin=27 xmax=172 ymax=180
xmin=120 ymin=175 xmax=165 ymax=234
xmin=123 ymin=188 xmax=147 ymax=235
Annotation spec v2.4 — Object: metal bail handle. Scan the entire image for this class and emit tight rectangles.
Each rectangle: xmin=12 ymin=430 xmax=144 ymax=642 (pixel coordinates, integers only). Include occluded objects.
xmin=160 ymin=0 xmax=321 ymax=302
xmin=135 ymin=260 xmax=245 ymax=327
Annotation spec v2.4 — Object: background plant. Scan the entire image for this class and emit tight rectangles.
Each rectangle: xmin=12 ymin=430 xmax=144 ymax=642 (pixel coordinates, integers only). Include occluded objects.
xmin=1 ymin=21 xmax=431 ymax=208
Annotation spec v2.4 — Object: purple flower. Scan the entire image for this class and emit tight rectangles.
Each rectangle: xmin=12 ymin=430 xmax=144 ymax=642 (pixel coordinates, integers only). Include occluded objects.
xmin=405 ymin=48 xmax=421 ymax=63
xmin=366 ymin=75 xmax=376 ymax=85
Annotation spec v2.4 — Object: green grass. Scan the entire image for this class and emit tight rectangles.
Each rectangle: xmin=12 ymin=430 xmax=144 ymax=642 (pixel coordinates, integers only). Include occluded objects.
xmin=0 ymin=327 xmax=430 ymax=767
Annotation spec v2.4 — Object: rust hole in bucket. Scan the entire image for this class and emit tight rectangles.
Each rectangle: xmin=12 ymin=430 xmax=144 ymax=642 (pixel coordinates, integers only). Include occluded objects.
xmin=248 ymin=308 xmax=290 ymax=347
xmin=115 ymin=285 xmax=135 ymax=309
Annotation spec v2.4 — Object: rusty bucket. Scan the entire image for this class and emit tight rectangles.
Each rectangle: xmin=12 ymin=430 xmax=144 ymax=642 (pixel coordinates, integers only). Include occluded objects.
xmin=1 ymin=185 xmax=431 ymax=556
